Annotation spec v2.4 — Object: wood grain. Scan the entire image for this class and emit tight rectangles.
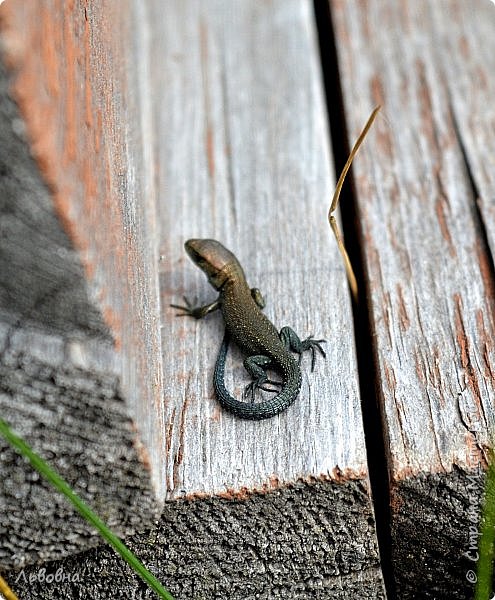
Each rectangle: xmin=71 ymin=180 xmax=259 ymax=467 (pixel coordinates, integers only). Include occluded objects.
xmin=1 ymin=0 xmax=388 ymax=595
xmin=152 ymin=1 xmax=384 ymax=596
xmin=0 ymin=0 xmax=164 ymax=567
xmin=331 ymin=0 xmax=495 ymax=597
xmin=430 ymin=1 xmax=495 ymax=257
xmin=7 ymin=1 xmax=384 ymax=598
xmin=158 ymin=0 xmax=366 ymax=497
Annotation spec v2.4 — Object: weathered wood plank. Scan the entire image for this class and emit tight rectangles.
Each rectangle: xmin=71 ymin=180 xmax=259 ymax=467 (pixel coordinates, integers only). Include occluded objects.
xmin=430 ymin=1 xmax=495 ymax=258
xmin=153 ymin=0 xmax=384 ymax=596
xmin=331 ymin=0 xmax=495 ymax=597
xmin=0 ymin=0 xmax=164 ymax=567
xmin=158 ymin=0 xmax=365 ymax=500
xmin=7 ymin=0 xmax=386 ymax=598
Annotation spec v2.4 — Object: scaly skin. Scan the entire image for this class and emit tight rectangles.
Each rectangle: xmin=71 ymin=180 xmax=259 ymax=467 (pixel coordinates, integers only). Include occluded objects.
xmin=172 ymin=239 xmax=325 ymax=420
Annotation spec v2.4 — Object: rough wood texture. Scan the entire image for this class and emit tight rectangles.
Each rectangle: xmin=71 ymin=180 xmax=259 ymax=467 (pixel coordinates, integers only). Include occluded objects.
xmin=10 ymin=480 xmax=385 ymax=599
xmin=0 ymin=0 xmax=164 ymax=567
xmin=6 ymin=0 xmax=386 ymax=598
xmin=434 ymin=1 xmax=495 ymax=258
xmin=154 ymin=0 xmax=383 ymax=596
xmin=331 ymin=0 xmax=495 ymax=597
xmin=157 ymin=0 xmax=367 ymax=498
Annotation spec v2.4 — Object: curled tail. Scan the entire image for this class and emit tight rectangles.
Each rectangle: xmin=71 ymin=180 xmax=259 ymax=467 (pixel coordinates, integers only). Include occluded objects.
xmin=213 ymin=334 xmax=301 ymax=420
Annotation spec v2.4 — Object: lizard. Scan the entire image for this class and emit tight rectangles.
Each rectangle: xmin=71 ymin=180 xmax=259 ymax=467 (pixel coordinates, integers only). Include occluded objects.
xmin=172 ymin=239 xmax=325 ymax=420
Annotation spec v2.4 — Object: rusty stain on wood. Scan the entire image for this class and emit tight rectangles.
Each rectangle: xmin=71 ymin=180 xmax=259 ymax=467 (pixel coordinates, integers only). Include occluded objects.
xmin=453 ymin=293 xmax=482 ymax=406
xmin=476 ymin=309 xmax=495 ymax=381
xmin=396 ymin=283 xmax=410 ymax=331
xmin=199 ymin=19 xmax=216 ymax=186
xmin=434 ymin=194 xmax=455 ymax=257
xmin=476 ymin=241 xmax=495 ymax=325
xmin=413 ymin=349 xmax=426 ymax=385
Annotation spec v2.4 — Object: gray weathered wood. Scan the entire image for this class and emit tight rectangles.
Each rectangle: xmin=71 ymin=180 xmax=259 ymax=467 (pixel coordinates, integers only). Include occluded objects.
xmin=9 ymin=479 xmax=385 ymax=599
xmin=331 ymin=0 xmax=495 ymax=597
xmin=154 ymin=0 xmax=384 ymax=595
xmin=431 ymin=1 xmax=495 ymax=258
xmin=6 ymin=0 xmax=386 ymax=598
xmin=158 ymin=0 xmax=366 ymax=501
xmin=0 ymin=0 xmax=164 ymax=567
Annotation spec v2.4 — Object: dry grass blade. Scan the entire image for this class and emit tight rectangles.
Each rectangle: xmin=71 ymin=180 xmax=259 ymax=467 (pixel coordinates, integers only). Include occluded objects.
xmin=328 ymin=106 xmax=381 ymax=302
xmin=0 ymin=574 xmax=20 ymax=600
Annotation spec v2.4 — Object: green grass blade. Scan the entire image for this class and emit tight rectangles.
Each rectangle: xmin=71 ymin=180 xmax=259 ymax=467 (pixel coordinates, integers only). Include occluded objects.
xmin=0 ymin=418 xmax=175 ymax=600
xmin=475 ymin=449 xmax=495 ymax=600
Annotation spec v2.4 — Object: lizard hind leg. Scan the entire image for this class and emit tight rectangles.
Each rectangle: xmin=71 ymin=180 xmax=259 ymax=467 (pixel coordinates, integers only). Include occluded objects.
xmin=243 ymin=355 xmax=280 ymax=403
xmin=279 ymin=326 xmax=326 ymax=372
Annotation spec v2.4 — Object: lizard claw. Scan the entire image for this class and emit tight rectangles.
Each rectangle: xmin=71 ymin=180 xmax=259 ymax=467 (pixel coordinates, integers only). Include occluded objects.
xmin=243 ymin=382 xmax=257 ymax=403
xmin=301 ymin=337 xmax=326 ymax=371
xmin=170 ymin=296 xmax=208 ymax=319
xmin=243 ymin=379 xmax=280 ymax=402
xmin=171 ymin=295 xmax=194 ymax=315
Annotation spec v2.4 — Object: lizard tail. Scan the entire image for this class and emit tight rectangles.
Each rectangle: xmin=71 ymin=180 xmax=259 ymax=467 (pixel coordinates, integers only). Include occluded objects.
xmin=213 ymin=334 xmax=301 ymax=420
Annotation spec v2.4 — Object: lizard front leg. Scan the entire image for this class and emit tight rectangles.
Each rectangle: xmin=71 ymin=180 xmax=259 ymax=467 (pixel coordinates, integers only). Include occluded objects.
xmin=171 ymin=296 xmax=221 ymax=319
xmin=250 ymin=288 xmax=265 ymax=309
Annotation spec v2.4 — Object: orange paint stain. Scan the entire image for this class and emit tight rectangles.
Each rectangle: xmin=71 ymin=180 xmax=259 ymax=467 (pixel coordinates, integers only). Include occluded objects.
xmin=435 ymin=194 xmax=455 ymax=257
xmin=206 ymin=125 xmax=215 ymax=179
xmin=453 ymin=293 xmax=482 ymax=405
xmin=396 ymin=284 xmax=410 ymax=332
xmin=182 ymin=470 xmax=368 ymax=502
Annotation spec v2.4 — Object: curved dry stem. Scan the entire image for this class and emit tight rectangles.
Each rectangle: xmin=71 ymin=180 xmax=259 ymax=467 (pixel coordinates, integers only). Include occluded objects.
xmin=328 ymin=106 xmax=381 ymax=303
xmin=330 ymin=215 xmax=358 ymax=301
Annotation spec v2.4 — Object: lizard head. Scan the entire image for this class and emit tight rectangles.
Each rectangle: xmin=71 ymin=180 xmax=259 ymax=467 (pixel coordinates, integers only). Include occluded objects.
xmin=185 ymin=239 xmax=244 ymax=290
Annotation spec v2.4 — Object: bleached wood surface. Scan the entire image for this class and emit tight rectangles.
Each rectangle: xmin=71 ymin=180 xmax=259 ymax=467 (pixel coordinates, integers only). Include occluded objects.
xmin=9 ymin=1 xmax=495 ymax=598
xmin=433 ymin=1 xmax=495 ymax=258
xmin=153 ymin=0 xmax=383 ymax=596
xmin=158 ymin=0 xmax=366 ymax=498
xmin=331 ymin=0 xmax=495 ymax=597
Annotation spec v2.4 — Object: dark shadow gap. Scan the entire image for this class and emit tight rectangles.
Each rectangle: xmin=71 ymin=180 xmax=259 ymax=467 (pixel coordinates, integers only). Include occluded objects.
xmin=312 ymin=1 xmax=397 ymax=598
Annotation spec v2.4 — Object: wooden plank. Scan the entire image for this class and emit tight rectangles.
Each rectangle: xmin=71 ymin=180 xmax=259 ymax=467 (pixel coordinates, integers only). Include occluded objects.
xmin=331 ymin=0 xmax=495 ymax=597
xmin=431 ymin=1 xmax=495 ymax=256
xmin=6 ymin=0 xmax=386 ymax=598
xmin=158 ymin=0 xmax=366 ymax=501
xmin=0 ymin=0 xmax=164 ymax=567
xmin=153 ymin=0 xmax=384 ymax=596
xmin=158 ymin=1 xmax=363 ymax=496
